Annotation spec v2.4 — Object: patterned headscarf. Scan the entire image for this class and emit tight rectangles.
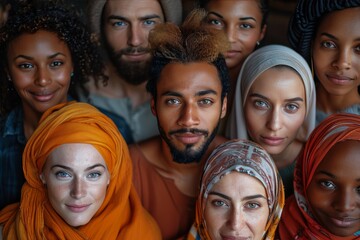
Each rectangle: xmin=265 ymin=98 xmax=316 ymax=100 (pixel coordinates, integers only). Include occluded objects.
xmin=288 ymin=0 xmax=360 ymax=64
xmin=278 ymin=113 xmax=360 ymax=239
xmin=0 ymin=102 xmax=161 ymax=239
xmin=189 ymin=139 xmax=284 ymax=240
xmin=226 ymin=44 xmax=316 ymax=142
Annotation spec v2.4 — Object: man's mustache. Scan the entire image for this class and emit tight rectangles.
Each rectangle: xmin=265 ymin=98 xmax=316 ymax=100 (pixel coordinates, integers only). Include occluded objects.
xmin=116 ymin=46 xmax=150 ymax=57
xmin=169 ymin=128 xmax=208 ymax=136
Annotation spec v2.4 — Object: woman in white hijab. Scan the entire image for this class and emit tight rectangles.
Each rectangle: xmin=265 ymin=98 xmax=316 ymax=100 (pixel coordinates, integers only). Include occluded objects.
xmin=226 ymin=44 xmax=316 ymax=198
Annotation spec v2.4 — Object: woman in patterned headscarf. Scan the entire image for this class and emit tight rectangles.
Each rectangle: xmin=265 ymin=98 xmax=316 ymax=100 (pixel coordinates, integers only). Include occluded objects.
xmin=188 ymin=139 xmax=284 ymax=240
xmin=288 ymin=0 xmax=360 ymax=125
xmin=278 ymin=113 xmax=360 ymax=239
xmin=0 ymin=102 xmax=161 ymax=239
xmin=226 ymin=44 xmax=316 ymax=198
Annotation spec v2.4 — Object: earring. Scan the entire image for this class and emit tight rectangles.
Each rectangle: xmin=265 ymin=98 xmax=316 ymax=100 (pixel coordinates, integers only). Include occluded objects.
xmin=256 ymin=41 xmax=260 ymax=46
xmin=7 ymin=75 xmax=12 ymax=82
xmin=70 ymin=72 xmax=74 ymax=77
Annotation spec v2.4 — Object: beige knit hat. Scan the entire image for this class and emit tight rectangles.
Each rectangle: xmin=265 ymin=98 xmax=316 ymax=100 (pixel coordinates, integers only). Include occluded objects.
xmin=88 ymin=0 xmax=183 ymax=37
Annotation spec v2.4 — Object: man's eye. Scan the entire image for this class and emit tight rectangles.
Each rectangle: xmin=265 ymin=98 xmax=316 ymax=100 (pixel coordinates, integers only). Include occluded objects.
xmin=166 ymin=99 xmax=180 ymax=105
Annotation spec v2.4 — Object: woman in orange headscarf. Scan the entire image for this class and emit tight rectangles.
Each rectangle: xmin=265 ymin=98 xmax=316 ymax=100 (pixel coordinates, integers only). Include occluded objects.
xmin=278 ymin=113 xmax=360 ymax=239
xmin=0 ymin=102 xmax=161 ymax=239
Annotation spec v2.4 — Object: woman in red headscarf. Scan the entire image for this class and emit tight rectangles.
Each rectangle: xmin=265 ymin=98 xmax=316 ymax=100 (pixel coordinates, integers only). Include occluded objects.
xmin=0 ymin=102 xmax=161 ymax=239
xmin=278 ymin=113 xmax=360 ymax=239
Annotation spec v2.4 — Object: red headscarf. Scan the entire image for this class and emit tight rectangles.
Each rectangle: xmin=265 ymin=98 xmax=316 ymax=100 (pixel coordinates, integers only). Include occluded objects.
xmin=0 ymin=102 xmax=161 ymax=239
xmin=278 ymin=113 xmax=360 ymax=239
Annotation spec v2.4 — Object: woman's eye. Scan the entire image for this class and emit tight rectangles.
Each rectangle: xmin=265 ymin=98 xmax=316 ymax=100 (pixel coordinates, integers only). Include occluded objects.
xmin=254 ymin=100 xmax=268 ymax=109
xmin=18 ymin=63 xmax=33 ymax=69
xmin=212 ymin=200 xmax=228 ymax=208
xmin=245 ymin=202 xmax=260 ymax=209
xmin=285 ymin=103 xmax=299 ymax=113
xmin=240 ymin=23 xmax=253 ymax=29
xmin=320 ymin=180 xmax=335 ymax=190
xmin=87 ymin=172 xmax=101 ymax=179
xmin=50 ymin=61 xmax=63 ymax=67
xmin=321 ymin=41 xmax=336 ymax=49
xmin=55 ymin=171 xmax=71 ymax=179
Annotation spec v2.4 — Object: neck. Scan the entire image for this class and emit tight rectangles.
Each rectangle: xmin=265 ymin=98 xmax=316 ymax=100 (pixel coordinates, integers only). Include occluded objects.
xmin=271 ymin=140 xmax=303 ymax=169
xmin=22 ymin=105 xmax=43 ymax=140
xmin=316 ymin=84 xmax=360 ymax=113
xmin=95 ymin=62 xmax=151 ymax=108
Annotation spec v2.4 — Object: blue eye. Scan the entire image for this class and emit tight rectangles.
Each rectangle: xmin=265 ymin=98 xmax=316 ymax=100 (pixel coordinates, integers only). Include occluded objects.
xmin=55 ymin=171 xmax=71 ymax=179
xmin=212 ymin=200 xmax=228 ymax=207
xmin=112 ymin=21 xmax=126 ymax=27
xmin=285 ymin=103 xmax=299 ymax=113
xmin=254 ymin=100 xmax=269 ymax=109
xmin=144 ymin=19 xmax=156 ymax=26
xmin=245 ymin=202 xmax=260 ymax=209
xmin=87 ymin=172 xmax=102 ymax=179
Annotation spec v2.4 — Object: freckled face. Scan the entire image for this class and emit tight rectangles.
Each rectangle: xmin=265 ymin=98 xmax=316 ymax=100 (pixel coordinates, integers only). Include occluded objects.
xmin=204 ymin=172 xmax=269 ymax=240
xmin=41 ymin=143 xmax=110 ymax=227
xmin=7 ymin=30 xmax=73 ymax=116
xmin=152 ymin=62 xmax=227 ymax=163
xmin=312 ymin=7 xmax=360 ymax=98
xmin=203 ymin=0 xmax=266 ymax=71
xmin=244 ymin=67 xmax=306 ymax=156
xmin=307 ymin=140 xmax=360 ymax=237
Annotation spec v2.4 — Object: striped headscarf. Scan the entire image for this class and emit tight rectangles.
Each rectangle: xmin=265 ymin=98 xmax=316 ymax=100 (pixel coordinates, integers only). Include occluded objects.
xmin=278 ymin=113 xmax=360 ymax=239
xmin=188 ymin=139 xmax=284 ymax=240
xmin=0 ymin=102 xmax=161 ymax=239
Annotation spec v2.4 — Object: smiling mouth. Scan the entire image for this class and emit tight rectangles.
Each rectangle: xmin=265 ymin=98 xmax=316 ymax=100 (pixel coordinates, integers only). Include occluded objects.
xmin=31 ymin=91 xmax=55 ymax=102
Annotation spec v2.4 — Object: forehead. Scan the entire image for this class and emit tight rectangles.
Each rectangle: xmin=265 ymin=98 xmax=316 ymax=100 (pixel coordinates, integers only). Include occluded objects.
xmin=317 ymin=7 xmax=360 ymax=36
xmin=249 ymin=67 xmax=304 ymax=96
xmin=318 ymin=140 xmax=360 ymax=173
xmin=156 ymin=62 xmax=222 ymax=95
xmin=46 ymin=143 xmax=106 ymax=169
xmin=8 ymin=30 xmax=69 ymax=55
xmin=104 ymin=0 xmax=164 ymax=18
xmin=206 ymin=0 xmax=262 ymax=18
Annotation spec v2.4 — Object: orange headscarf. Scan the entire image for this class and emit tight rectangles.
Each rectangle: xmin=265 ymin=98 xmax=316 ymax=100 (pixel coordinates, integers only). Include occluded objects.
xmin=278 ymin=113 xmax=360 ymax=239
xmin=0 ymin=102 xmax=161 ymax=239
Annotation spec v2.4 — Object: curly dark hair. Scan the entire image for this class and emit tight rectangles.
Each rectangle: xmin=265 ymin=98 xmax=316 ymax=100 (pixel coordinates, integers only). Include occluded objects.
xmin=146 ymin=9 xmax=230 ymax=103
xmin=0 ymin=1 xmax=106 ymax=116
xmin=198 ymin=0 xmax=269 ymax=27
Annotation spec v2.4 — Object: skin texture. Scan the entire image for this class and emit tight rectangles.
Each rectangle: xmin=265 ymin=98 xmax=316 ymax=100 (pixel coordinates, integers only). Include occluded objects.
xmin=40 ymin=143 xmax=110 ymax=227
xmin=203 ymin=0 xmax=266 ymax=75
xmin=307 ymin=140 xmax=360 ymax=237
xmin=6 ymin=30 xmax=73 ymax=135
xmin=102 ymin=0 xmax=164 ymax=85
xmin=204 ymin=172 xmax=269 ymax=240
xmin=244 ymin=67 xmax=306 ymax=168
xmin=151 ymin=62 xmax=227 ymax=163
xmin=312 ymin=7 xmax=360 ymax=113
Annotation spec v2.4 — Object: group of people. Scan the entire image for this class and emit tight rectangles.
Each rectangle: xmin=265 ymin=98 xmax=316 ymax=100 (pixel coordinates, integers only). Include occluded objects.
xmin=0 ymin=0 xmax=359 ymax=239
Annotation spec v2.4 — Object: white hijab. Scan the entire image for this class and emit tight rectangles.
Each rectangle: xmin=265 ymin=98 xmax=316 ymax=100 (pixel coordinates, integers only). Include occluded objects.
xmin=226 ymin=44 xmax=316 ymax=142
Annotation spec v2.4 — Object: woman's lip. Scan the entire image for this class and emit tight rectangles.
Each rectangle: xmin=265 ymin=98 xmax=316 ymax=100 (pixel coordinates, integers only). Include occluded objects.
xmin=329 ymin=216 xmax=360 ymax=228
xmin=31 ymin=91 xmax=55 ymax=102
xmin=260 ymin=136 xmax=285 ymax=146
xmin=66 ymin=204 xmax=91 ymax=213
xmin=225 ymin=50 xmax=240 ymax=58
xmin=326 ymin=74 xmax=354 ymax=85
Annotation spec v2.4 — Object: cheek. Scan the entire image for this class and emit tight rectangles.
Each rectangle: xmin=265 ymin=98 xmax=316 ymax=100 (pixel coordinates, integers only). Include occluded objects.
xmin=204 ymin=204 xmax=222 ymax=239
xmin=286 ymin=112 xmax=306 ymax=136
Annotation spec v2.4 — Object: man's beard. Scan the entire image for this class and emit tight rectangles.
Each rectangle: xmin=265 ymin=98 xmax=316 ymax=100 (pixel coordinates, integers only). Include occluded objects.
xmin=106 ymin=44 xmax=151 ymax=85
xmin=159 ymin=125 xmax=219 ymax=164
